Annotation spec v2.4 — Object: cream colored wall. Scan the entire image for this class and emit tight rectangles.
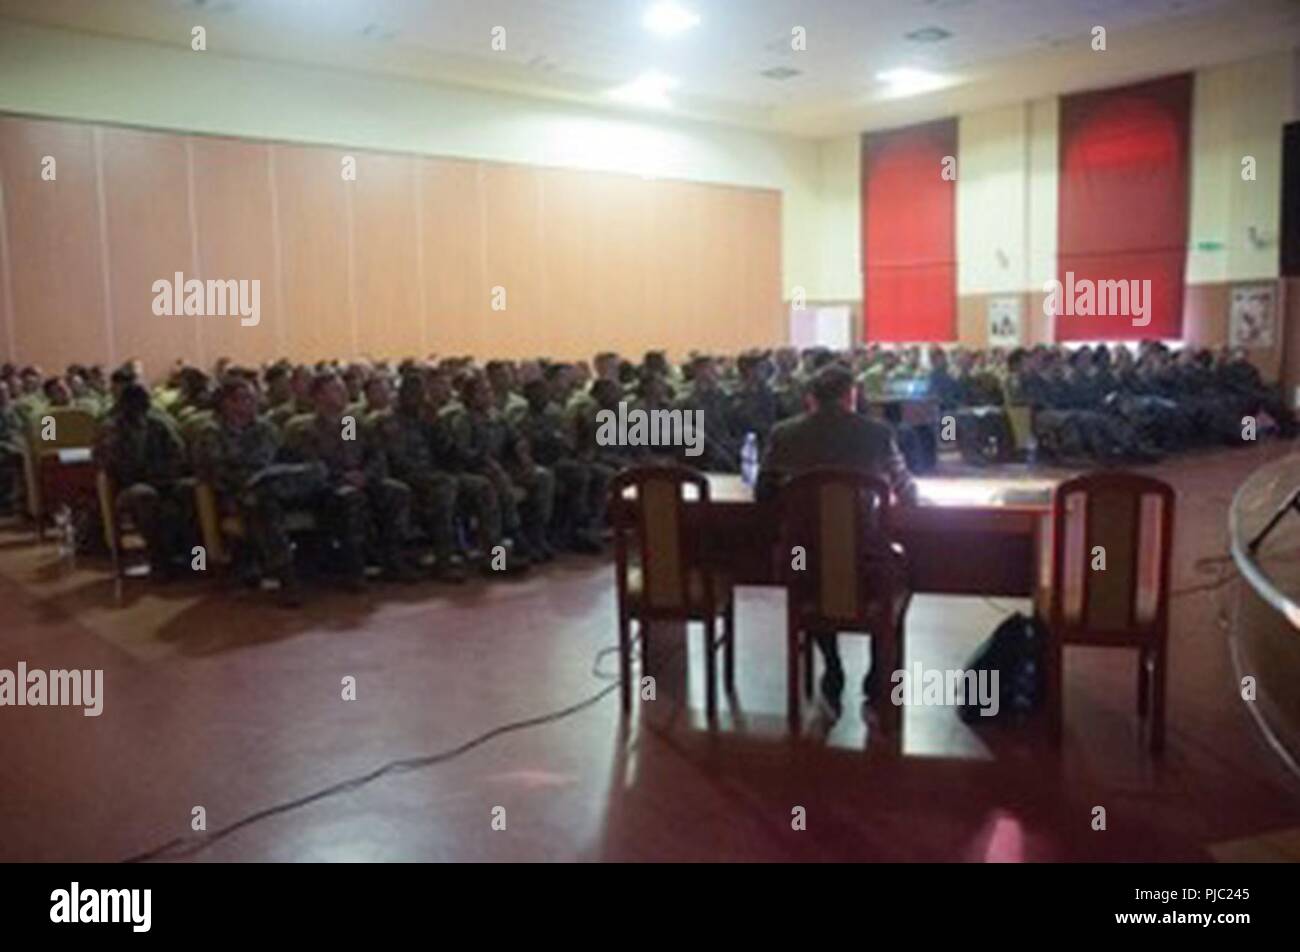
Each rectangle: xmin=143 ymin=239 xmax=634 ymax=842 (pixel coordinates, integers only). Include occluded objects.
xmin=810 ymin=135 xmax=862 ymax=303
xmin=0 ymin=19 xmax=829 ymax=299
xmin=957 ymin=103 xmax=1029 ymax=296
xmin=1187 ymin=53 xmax=1292 ymax=284
xmin=817 ymin=53 xmax=1293 ymax=311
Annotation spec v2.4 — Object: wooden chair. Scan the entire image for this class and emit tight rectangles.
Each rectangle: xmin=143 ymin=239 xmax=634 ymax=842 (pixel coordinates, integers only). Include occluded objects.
xmin=1046 ymin=471 xmax=1175 ymax=751
xmin=776 ymin=468 xmax=911 ymax=734
xmin=194 ymin=480 xmax=318 ymax=571
xmin=23 ymin=407 xmax=99 ymax=535
xmin=608 ymin=465 xmax=734 ymax=719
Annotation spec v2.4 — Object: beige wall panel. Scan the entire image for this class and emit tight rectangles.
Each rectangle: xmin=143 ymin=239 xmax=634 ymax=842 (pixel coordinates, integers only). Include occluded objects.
xmin=536 ymin=167 xmax=598 ymax=360
xmin=739 ymin=188 xmax=784 ymax=347
xmin=644 ymin=178 xmax=694 ymax=361
xmin=0 ymin=117 xmax=109 ymax=370
xmin=482 ymin=163 xmax=544 ymax=360
xmin=956 ymin=294 xmax=988 ymax=348
xmin=419 ymin=158 xmax=487 ymax=359
xmin=708 ymin=187 xmax=749 ymax=350
xmin=189 ymin=136 xmax=282 ymax=366
xmin=99 ymin=127 xmax=200 ymax=377
xmin=586 ymin=170 xmax=653 ymax=359
xmin=1 ymin=113 xmax=784 ymax=369
xmin=352 ymin=151 xmax=423 ymax=361
xmin=274 ymin=143 xmax=353 ymax=362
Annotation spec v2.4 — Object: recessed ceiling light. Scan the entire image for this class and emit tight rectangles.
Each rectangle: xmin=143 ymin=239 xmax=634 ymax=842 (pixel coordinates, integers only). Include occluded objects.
xmin=643 ymin=2 xmax=700 ymax=37
xmin=608 ymin=71 xmax=678 ymax=109
xmin=876 ymin=67 xmax=948 ymax=97
xmin=760 ymin=66 xmax=802 ymax=81
xmin=905 ymin=26 xmax=952 ymax=43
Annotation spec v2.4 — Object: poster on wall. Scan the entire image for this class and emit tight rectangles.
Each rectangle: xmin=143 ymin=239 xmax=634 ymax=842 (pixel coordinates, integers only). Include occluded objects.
xmin=1229 ymin=285 xmax=1276 ymax=349
xmin=987 ymin=296 xmax=1022 ymax=347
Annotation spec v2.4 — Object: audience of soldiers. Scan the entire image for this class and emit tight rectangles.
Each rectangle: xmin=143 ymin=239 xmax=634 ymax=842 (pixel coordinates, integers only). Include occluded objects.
xmin=0 ymin=339 xmax=1293 ymax=606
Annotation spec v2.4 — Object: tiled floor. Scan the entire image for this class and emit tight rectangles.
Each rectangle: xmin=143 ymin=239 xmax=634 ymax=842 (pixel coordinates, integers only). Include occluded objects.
xmin=1 ymin=444 xmax=1298 ymax=862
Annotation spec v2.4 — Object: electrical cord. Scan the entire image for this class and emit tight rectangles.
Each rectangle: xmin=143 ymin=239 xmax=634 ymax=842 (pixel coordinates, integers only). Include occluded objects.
xmin=122 ymin=633 xmax=645 ymax=863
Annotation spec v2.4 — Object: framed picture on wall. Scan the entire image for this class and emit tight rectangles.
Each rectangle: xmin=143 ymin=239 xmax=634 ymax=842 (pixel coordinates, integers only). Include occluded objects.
xmin=1229 ymin=284 xmax=1276 ymax=349
xmin=987 ymin=296 xmax=1022 ymax=347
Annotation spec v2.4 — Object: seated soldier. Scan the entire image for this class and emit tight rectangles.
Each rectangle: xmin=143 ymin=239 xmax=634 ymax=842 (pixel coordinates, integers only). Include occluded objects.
xmin=486 ymin=360 xmax=528 ymax=423
xmin=427 ymin=368 xmax=525 ymax=576
xmin=727 ymin=353 xmax=777 ymax=453
xmin=95 ymin=383 xmax=191 ymax=579
xmin=446 ymin=372 xmax=554 ymax=564
xmin=582 ymin=378 xmax=638 ymax=472
xmin=0 ymin=381 xmax=24 ymax=514
xmin=269 ymin=365 xmax=315 ymax=431
xmin=771 ymin=347 xmax=805 ymax=421
xmin=191 ymin=377 xmax=306 ymax=606
xmin=364 ymin=373 xmax=468 ymax=583
xmin=282 ymin=371 xmax=418 ymax=588
xmin=674 ymin=356 xmax=738 ymax=469
xmin=13 ymin=366 xmax=48 ymax=429
xmin=42 ymin=375 xmax=75 ymax=410
xmin=517 ymin=378 xmax=605 ymax=554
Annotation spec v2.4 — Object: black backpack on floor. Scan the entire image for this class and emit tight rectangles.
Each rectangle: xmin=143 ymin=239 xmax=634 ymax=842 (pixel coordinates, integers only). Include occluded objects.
xmin=957 ymin=611 xmax=1046 ymax=724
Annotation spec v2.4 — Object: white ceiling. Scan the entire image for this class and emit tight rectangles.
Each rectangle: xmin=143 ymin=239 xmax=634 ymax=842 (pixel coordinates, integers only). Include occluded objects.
xmin=2 ymin=0 xmax=1298 ymax=136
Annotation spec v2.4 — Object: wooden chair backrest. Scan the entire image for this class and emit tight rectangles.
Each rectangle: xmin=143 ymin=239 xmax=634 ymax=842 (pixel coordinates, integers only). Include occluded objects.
xmin=777 ymin=468 xmax=895 ymax=628
xmin=30 ymin=408 xmax=98 ymax=453
xmin=1050 ymin=471 xmax=1175 ymax=641
xmin=609 ymin=464 xmax=711 ymax=617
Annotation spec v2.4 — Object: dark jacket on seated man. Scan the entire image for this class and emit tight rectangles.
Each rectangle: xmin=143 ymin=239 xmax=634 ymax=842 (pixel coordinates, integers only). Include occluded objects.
xmin=756 ymin=364 xmax=918 ymax=507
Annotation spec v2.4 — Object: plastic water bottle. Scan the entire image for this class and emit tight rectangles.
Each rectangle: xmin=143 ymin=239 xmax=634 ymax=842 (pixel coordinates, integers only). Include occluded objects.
xmin=740 ymin=432 xmax=759 ymax=488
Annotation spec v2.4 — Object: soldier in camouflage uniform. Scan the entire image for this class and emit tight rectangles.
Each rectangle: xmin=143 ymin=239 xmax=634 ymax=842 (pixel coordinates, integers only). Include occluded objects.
xmin=771 ymin=348 xmax=805 ymax=421
xmin=447 ymin=372 xmax=554 ymax=563
xmin=13 ymin=367 xmax=47 ymax=431
xmin=364 ymin=373 xmax=468 ymax=582
xmin=727 ymin=354 xmax=777 ymax=452
xmin=95 ymin=383 xmax=191 ymax=578
xmin=674 ymin=356 xmax=738 ymax=471
xmin=191 ymin=378 xmax=309 ymax=605
xmin=0 ymin=381 xmax=24 ymax=514
xmin=269 ymin=365 xmax=315 ymax=431
xmin=486 ymin=360 xmax=528 ymax=423
xmin=516 ymin=378 xmax=606 ymax=553
xmin=426 ymin=369 xmax=523 ymax=575
xmin=282 ymin=371 xmax=417 ymax=587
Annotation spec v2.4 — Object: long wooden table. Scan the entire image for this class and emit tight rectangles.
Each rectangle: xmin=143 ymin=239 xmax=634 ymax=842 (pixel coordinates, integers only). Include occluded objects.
xmin=693 ymin=473 xmax=1056 ymax=599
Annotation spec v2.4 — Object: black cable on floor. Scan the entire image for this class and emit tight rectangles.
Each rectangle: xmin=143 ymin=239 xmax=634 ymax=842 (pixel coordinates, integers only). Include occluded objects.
xmin=122 ymin=635 xmax=644 ymax=863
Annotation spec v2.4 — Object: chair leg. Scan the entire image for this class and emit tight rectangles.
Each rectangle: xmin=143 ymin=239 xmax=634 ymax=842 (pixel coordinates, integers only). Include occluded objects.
xmin=618 ymin=614 xmax=633 ymax=714
xmin=703 ymin=617 xmax=717 ymax=720
xmin=722 ymin=597 xmax=735 ymax=693
xmin=1150 ymin=643 xmax=1167 ymax=754
xmin=788 ymin=629 xmax=802 ymax=733
xmin=880 ymin=620 xmax=902 ymax=739
xmin=803 ymin=632 xmax=814 ymax=698
xmin=1136 ymin=647 xmax=1150 ymax=719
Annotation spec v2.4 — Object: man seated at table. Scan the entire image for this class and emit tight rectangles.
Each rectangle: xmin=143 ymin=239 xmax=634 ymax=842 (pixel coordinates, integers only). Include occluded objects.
xmin=756 ymin=363 xmax=918 ymax=712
